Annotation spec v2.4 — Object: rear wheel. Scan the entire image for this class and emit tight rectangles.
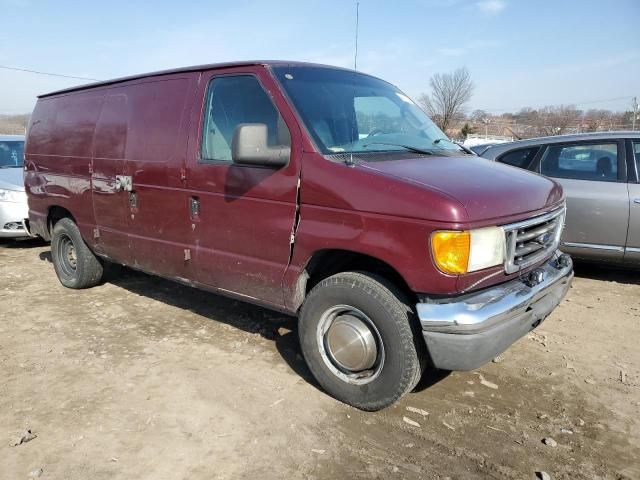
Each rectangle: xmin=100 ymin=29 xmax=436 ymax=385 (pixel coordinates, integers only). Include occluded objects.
xmin=51 ymin=218 xmax=103 ymax=289
xmin=299 ymin=271 xmax=425 ymax=411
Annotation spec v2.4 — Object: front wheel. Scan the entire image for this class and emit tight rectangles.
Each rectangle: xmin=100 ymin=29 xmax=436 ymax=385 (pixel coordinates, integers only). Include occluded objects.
xmin=51 ymin=218 xmax=103 ymax=289
xmin=299 ymin=271 xmax=425 ymax=411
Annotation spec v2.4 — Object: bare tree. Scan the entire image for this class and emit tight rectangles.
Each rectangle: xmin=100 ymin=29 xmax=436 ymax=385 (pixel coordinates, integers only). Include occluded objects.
xmin=514 ymin=107 xmax=538 ymax=125
xmin=0 ymin=114 xmax=30 ymax=135
xmin=470 ymin=109 xmax=488 ymax=122
xmin=532 ymin=105 xmax=581 ymax=136
xmin=419 ymin=67 xmax=474 ymax=133
xmin=583 ymin=109 xmax=613 ymax=132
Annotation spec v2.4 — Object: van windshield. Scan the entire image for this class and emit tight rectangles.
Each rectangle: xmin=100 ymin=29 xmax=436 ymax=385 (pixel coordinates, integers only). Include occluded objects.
xmin=272 ymin=66 xmax=463 ymax=158
xmin=0 ymin=141 xmax=25 ymax=168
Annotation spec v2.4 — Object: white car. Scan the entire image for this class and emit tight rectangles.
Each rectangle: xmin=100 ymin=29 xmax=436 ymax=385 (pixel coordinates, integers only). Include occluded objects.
xmin=0 ymin=135 xmax=29 ymax=238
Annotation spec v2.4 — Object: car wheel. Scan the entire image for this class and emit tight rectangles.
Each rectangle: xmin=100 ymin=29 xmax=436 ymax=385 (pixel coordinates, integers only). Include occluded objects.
xmin=51 ymin=217 xmax=103 ymax=289
xmin=299 ymin=271 xmax=425 ymax=411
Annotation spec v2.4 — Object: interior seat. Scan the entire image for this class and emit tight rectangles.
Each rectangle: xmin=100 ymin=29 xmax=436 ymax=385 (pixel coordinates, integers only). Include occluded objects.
xmin=596 ymin=156 xmax=613 ymax=179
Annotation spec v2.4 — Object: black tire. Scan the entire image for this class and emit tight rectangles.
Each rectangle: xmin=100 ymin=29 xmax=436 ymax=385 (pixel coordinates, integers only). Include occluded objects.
xmin=299 ymin=271 xmax=425 ymax=411
xmin=51 ymin=217 xmax=103 ymax=289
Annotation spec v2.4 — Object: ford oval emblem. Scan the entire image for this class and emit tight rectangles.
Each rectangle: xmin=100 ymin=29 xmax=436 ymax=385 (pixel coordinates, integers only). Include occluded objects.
xmin=538 ymin=232 xmax=552 ymax=244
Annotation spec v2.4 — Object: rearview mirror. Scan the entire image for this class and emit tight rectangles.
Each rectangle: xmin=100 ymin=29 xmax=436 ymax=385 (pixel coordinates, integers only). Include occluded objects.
xmin=231 ymin=124 xmax=290 ymax=167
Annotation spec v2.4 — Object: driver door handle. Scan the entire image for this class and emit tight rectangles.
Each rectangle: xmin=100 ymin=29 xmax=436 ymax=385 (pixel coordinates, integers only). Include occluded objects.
xmin=634 ymin=198 xmax=640 ymax=204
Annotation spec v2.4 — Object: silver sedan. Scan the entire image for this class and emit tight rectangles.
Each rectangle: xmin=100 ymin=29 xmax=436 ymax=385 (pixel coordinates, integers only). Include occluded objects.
xmin=480 ymin=132 xmax=640 ymax=265
xmin=0 ymin=135 xmax=29 ymax=238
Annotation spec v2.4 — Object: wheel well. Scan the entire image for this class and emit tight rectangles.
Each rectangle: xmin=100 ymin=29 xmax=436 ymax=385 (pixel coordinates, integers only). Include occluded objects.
xmin=47 ymin=206 xmax=75 ymax=233
xmin=298 ymin=249 xmax=416 ymax=309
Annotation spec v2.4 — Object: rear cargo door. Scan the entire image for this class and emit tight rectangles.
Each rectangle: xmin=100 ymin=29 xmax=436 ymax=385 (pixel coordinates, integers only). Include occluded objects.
xmin=92 ymin=93 xmax=133 ymax=264
xmin=184 ymin=66 xmax=302 ymax=307
xmin=124 ymin=76 xmax=196 ymax=278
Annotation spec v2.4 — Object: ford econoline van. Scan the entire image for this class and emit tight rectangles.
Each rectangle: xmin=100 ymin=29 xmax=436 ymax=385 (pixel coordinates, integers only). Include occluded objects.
xmin=25 ymin=61 xmax=573 ymax=410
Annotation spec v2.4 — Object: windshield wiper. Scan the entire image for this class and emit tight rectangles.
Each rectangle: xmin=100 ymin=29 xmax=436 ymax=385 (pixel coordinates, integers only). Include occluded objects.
xmin=433 ymin=137 xmax=457 ymax=145
xmin=433 ymin=137 xmax=473 ymax=154
xmin=362 ymin=142 xmax=434 ymax=155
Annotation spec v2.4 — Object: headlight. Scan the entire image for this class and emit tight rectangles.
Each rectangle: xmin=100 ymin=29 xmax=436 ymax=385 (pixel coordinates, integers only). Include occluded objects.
xmin=431 ymin=226 xmax=505 ymax=274
xmin=0 ymin=189 xmax=25 ymax=203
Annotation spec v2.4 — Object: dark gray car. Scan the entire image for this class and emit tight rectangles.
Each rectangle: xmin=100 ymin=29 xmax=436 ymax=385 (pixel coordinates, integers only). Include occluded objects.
xmin=480 ymin=132 xmax=640 ymax=265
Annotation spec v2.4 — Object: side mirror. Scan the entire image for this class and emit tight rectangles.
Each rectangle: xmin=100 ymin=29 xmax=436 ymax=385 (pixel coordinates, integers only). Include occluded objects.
xmin=231 ymin=123 xmax=290 ymax=167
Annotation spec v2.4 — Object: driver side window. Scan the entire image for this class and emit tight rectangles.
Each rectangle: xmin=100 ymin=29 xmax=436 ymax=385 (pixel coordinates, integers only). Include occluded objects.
xmin=201 ymin=75 xmax=290 ymax=163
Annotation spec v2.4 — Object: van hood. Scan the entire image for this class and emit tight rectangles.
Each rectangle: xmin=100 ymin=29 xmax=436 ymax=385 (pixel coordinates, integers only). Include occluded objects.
xmin=359 ymin=156 xmax=563 ymax=222
xmin=0 ymin=167 xmax=25 ymax=191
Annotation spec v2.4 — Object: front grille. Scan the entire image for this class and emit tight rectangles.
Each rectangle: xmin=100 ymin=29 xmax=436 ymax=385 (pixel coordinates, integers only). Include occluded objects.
xmin=502 ymin=206 xmax=565 ymax=274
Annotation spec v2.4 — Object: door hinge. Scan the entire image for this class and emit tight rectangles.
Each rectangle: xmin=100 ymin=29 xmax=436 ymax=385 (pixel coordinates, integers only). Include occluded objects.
xmin=180 ymin=167 xmax=187 ymax=182
xmin=184 ymin=248 xmax=191 ymax=261
xmin=93 ymin=228 xmax=100 ymax=239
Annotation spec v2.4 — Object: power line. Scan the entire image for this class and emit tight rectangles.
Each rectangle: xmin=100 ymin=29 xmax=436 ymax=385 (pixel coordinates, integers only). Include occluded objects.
xmin=0 ymin=65 xmax=100 ymax=82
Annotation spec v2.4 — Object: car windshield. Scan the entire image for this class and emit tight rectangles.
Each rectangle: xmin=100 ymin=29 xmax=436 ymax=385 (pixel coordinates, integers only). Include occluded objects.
xmin=272 ymin=66 xmax=463 ymax=158
xmin=0 ymin=141 xmax=25 ymax=168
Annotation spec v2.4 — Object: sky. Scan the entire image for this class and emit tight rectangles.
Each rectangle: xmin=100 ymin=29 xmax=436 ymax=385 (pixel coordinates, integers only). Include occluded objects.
xmin=1 ymin=0 xmax=638 ymax=115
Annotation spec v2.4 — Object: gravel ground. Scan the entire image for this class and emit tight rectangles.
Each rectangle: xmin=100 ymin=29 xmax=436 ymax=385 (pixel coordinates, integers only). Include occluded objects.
xmin=1 ymin=239 xmax=639 ymax=479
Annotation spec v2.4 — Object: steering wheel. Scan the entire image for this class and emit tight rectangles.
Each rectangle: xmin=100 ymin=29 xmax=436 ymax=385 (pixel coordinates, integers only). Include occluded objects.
xmin=367 ymin=128 xmax=386 ymax=138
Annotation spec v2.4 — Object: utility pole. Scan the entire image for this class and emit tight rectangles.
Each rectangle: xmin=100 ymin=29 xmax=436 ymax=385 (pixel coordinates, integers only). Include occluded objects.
xmin=633 ymin=97 xmax=638 ymax=131
xmin=482 ymin=117 xmax=490 ymax=139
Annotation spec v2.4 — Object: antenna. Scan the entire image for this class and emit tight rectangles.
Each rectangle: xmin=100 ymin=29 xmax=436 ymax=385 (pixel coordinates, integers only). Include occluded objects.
xmin=354 ymin=2 xmax=360 ymax=71
xmin=346 ymin=2 xmax=360 ymax=166
xmin=347 ymin=1 xmax=360 ymax=167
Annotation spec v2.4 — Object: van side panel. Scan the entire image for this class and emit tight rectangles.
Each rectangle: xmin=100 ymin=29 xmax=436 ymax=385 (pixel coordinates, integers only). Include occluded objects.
xmin=25 ymin=92 xmax=103 ymax=241
xmin=90 ymin=75 xmax=196 ymax=271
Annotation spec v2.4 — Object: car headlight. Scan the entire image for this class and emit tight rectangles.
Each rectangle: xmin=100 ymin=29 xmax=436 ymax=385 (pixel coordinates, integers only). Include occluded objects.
xmin=0 ymin=188 xmax=25 ymax=203
xmin=431 ymin=227 xmax=505 ymax=274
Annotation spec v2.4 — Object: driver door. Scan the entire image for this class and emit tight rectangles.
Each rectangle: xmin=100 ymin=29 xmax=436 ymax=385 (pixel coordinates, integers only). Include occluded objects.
xmin=183 ymin=66 xmax=302 ymax=307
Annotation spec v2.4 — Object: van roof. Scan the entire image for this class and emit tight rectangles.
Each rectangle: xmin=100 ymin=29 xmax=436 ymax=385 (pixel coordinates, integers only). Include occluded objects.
xmin=38 ymin=60 xmax=359 ymax=98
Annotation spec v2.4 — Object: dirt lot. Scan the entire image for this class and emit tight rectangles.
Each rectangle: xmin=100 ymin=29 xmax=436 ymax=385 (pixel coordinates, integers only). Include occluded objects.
xmin=1 ymin=239 xmax=639 ymax=480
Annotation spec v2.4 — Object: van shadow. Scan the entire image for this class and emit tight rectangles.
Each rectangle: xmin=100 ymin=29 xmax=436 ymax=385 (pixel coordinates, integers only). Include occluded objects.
xmin=101 ymin=263 xmax=323 ymax=391
xmin=572 ymin=260 xmax=640 ymax=286
xmin=0 ymin=237 xmax=48 ymax=249
xmin=35 ymin=253 xmax=451 ymax=396
xmin=104 ymin=261 xmax=451 ymax=395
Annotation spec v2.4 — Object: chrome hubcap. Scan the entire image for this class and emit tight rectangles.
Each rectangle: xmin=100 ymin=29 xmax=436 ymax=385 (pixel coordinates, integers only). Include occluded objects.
xmin=317 ymin=305 xmax=384 ymax=385
xmin=326 ymin=315 xmax=377 ymax=371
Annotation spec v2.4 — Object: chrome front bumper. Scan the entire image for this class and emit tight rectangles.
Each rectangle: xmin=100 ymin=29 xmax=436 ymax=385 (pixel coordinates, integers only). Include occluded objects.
xmin=417 ymin=252 xmax=573 ymax=371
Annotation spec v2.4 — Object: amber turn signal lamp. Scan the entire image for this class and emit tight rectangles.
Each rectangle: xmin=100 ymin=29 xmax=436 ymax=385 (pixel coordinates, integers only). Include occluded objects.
xmin=431 ymin=231 xmax=471 ymax=274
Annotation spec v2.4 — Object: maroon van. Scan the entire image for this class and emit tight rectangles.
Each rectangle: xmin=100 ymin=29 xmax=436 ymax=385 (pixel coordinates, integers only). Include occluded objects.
xmin=24 ymin=61 xmax=573 ymax=410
